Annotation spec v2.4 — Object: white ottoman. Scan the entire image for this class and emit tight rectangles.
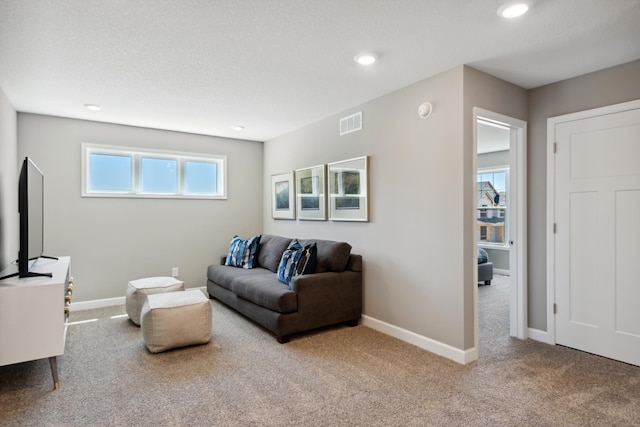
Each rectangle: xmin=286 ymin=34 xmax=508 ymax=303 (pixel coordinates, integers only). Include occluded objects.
xmin=140 ymin=289 xmax=212 ymax=353
xmin=126 ymin=276 xmax=185 ymax=326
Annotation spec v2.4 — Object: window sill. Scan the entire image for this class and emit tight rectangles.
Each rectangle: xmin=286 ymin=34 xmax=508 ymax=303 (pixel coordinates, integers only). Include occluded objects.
xmin=478 ymin=244 xmax=509 ymax=251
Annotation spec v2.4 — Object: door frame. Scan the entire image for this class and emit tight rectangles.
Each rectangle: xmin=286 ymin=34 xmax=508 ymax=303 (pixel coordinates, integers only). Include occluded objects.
xmin=473 ymin=107 xmax=528 ymax=344
xmin=545 ymin=98 xmax=640 ymax=345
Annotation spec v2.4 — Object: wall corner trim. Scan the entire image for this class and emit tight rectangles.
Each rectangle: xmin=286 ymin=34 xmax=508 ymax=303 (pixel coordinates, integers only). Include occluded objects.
xmin=71 ymin=296 xmax=126 ymax=311
xmin=527 ymin=327 xmax=550 ymax=344
xmin=70 ymin=286 xmax=207 ymax=311
xmin=361 ymin=315 xmax=477 ymax=364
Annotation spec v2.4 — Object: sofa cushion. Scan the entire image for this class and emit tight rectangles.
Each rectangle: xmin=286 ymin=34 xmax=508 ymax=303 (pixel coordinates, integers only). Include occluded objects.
xmin=277 ymin=240 xmax=317 ymax=286
xmin=208 ymin=265 xmax=272 ymax=291
xmin=230 ymin=274 xmax=297 ymax=313
xmin=225 ymin=235 xmax=261 ymax=268
xmin=299 ymin=239 xmax=352 ymax=272
xmin=256 ymin=234 xmax=293 ymax=272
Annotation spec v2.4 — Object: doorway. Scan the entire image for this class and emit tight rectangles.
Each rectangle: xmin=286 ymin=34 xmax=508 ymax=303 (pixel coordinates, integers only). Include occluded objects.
xmin=473 ymin=108 xmax=527 ymax=349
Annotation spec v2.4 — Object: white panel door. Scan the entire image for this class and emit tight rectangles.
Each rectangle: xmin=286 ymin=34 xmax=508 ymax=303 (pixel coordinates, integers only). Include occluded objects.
xmin=555 ymin=106 xmax=640 ymax=366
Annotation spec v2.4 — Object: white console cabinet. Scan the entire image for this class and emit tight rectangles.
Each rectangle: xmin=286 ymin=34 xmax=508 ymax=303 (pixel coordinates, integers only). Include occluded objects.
xmin=0 ymin=256 xmax=72 ymax=389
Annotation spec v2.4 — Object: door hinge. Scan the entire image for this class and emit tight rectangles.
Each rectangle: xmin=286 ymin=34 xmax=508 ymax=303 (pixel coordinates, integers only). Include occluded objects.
xmin=554 ymin=142 xmax=557 ymax=153
xmin=553 ymin=303 xmax=557 ymax=314
xmin=553 ymin=223 xmax=557 ymax=234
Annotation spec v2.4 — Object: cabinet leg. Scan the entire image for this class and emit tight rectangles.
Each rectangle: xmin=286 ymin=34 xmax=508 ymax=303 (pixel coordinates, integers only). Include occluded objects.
xmin=49 ymin=356 xmax=59 ymax=390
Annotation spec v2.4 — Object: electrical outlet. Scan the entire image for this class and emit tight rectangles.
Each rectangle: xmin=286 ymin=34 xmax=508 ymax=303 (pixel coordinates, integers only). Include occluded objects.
xmin=172 ymin=267 xmax=179 ymax=277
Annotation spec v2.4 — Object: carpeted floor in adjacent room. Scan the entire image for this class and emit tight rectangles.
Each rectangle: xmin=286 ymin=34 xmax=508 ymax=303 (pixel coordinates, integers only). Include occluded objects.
xmin=1 ymin=275 xmax=639 ymax=426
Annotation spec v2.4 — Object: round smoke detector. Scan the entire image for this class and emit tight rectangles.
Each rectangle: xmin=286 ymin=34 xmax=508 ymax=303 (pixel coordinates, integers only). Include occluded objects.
xmin=418 ymin=102 xmax=433 ymax=119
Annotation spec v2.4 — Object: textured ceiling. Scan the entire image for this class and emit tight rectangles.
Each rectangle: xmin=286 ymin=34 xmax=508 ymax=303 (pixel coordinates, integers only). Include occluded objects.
xmin=1 ymin=0 xmax=639 ymax=142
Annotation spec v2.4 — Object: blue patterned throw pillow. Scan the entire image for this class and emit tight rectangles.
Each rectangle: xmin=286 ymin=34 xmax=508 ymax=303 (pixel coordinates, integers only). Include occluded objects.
xmin=225 ymin=235 xmax=261 ymax=269
xmin=477 ymin=247 xmax=489 ymax=264
xmin=277 ymin=240 xmax=317 ymax=286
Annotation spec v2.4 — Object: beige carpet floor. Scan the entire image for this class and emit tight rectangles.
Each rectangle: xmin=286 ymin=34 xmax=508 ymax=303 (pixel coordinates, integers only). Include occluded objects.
xmin=1 ymin=277 xmax=639 ymax=426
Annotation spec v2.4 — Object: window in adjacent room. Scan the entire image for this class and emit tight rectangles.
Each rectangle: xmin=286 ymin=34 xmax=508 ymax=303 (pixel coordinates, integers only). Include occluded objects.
xmin=82 ymin=143 xmax=226 ymax=199
xmin=480 ymin=226 xmax=487 ymax=241
xmin=476 ymin=168 xmax=508 ymax=246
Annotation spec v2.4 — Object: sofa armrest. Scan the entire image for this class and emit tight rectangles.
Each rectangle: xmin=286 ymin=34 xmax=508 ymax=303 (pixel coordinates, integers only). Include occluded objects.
xmin=290 ymin=271 xmax=362 ymax=320
xmin=346 ymin=254 xmax=362 ymax=272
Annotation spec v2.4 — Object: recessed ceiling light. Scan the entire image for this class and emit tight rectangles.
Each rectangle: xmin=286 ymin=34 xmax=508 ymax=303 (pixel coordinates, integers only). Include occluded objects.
xmin=84 ymin=104 xmax=102 ymax=111
xmin=231 ymin=125 xmax=245 ymax=131
xmin=497 ymin=1 xmax=530 ymax=18
xmin=354 ymin=53 xmax=377 ymax=66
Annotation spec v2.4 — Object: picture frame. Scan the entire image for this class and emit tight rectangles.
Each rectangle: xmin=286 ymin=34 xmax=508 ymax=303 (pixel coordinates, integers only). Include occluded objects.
xmin=328 ymin=156 xmax=369 ymax=221
xmin=295 ymin=164 xmax=326 ymax=220
xmin=271 ymin=171 xmax=295 ymax=219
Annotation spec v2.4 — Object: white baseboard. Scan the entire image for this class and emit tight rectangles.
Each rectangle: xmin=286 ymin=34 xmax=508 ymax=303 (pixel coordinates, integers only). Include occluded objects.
xmin=71 ymin=286 xmax=207 ymax=311
xmin=71 ymin=296 xmax=124 ymax=311
xmin=361 ymin=315 xmax=476 ymax=365
xmin=494 ymin=268 xmax=509 ymax=276
xmin=527 ymin=327 xmax=549 ymax=343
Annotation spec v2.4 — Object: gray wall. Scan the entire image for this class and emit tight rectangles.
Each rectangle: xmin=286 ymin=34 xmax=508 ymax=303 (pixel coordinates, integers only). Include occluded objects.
xmin=527 ymin=59 xmax=640 ymax=331
xmin=462 ymin=66 xmax=528 ymax=346
xmin=477 ymin=150 xmax=508 ymax=169
xmin=484 ymin=249 xmax=509 ymax=272
xmin=0 ymin=88 xmax=17 ymax=271
xmin=17 ymin=114 xmax=263 ymax=302
xmin=264 ymin=66 xmax=526 ymax=351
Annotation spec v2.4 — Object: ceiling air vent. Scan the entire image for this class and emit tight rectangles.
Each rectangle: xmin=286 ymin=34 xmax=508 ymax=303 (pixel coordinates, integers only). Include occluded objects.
xmin=339 ymin=111 xmax=362 ymax=136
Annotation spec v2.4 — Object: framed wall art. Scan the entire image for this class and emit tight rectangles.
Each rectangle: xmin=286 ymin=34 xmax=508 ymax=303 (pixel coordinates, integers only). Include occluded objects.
xmin=328 ymin=156 xmax=369 ymax=221
xmin=295 ymin=164 xmax=326 ymax=220
xmin=271 ymin=171 xmax=295 ymax=219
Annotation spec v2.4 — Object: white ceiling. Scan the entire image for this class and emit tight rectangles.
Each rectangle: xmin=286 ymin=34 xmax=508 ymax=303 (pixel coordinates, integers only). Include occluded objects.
xmin=1 ymin=0 xmax=639 ymax=142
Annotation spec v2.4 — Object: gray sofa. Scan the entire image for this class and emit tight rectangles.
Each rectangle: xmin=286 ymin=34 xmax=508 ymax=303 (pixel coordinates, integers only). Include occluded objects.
xmin=207 ymin=234 xmax=363 ymax=343
xmin=477 ymin=247 xmax=493 ymax=286
xmin=478 ymin=262 xmax=493 ymax=285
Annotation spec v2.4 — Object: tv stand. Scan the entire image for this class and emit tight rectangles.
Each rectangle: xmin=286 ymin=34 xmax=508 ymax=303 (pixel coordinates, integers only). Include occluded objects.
xmin=22 ymin=271 xmax=54 ymax=278
xmin=0 ymin=257 xmax=72 ymax=389
xmin=0 ymin=271 xmax=52 ymax=280
xmin=0 ymin=256 xmax=59 ymax=280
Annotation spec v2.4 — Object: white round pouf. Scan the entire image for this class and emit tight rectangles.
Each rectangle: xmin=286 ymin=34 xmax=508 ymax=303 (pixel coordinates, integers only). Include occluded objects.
xmin=125 ymin=276 xmax=185 ymax=326
xmin=140 ymin=289 xmax=212 ymax=353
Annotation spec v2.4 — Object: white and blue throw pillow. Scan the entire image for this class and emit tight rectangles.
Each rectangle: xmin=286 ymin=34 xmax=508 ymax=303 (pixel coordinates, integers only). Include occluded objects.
xmin=225 ymin=235 xmax=262 ymax=269
xmin=277 ymin=240 xmax=317 ymax=286
xmin=477 ymin=247 xmax=489 ymax=264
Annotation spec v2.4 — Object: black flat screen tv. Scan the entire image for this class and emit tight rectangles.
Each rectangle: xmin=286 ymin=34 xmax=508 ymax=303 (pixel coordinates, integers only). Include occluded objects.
xmin=0 ymin=157 xmax=54 ymax=280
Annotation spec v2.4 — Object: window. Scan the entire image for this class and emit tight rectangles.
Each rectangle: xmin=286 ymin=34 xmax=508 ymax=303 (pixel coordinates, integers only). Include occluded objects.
xmin=477 ymin=168 xmax=508 ymax=246
xmin=140 ymin=157 xmax=177 ymax=194
xmin=82 ymin=143 xmax=226 ymax=199
xmin=89 ymin=153 xmax=132 ymax=192
xmin=480 ymin=226 xmax=487 ymax=241
xmin=185 ymin=160 xmax=218 ymax=194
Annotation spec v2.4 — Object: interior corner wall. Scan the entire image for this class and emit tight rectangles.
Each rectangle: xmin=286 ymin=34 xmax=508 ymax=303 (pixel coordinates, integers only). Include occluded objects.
xmin=477 ymin=150 xmax=509 ymax=169
xmin=462 ymin=66 xmax=528 ymax=348
xmin=527 ymin=59 xmax=640 ymax=331
xmin=0 ymin=88 xmax=17 ymax=271
xmin=17 ymin=114 xmax=264 ymax=302
xmin=264 ymin=66 xmax=469 ymax=351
